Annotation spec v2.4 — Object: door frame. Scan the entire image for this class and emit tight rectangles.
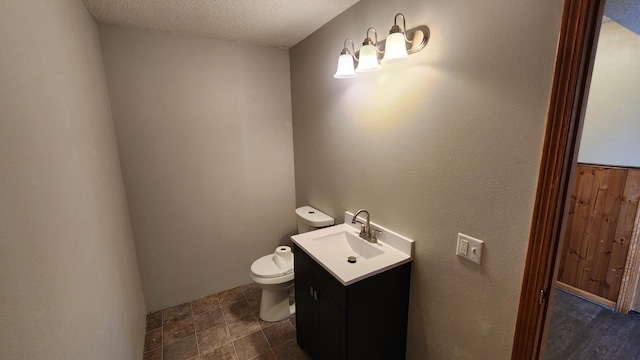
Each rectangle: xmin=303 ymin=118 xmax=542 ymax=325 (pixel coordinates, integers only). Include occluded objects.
xmin=511 ymin=0 xmax=605 ymax=358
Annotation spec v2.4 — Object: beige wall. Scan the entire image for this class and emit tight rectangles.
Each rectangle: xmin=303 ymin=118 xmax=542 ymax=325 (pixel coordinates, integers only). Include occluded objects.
xmin=0 ymin=1 xmax=145 ymax=359
xmin=578 ymin=20 xmax=640 ymax=167
xmin=290 ymin=0 xmax=562 ymax=358
xmin=98 ymin=25 xmax=296 ymax=311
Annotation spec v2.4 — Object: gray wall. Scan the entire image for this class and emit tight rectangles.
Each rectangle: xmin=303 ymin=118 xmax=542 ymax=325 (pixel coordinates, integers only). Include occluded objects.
xmin=578 ymin=20 xmax=640 ymax=167
xmin=289 ymin=0 xmax=563 ymax=358
xmin=0 ymin=1 xmax=146 ymax=359
xmin=98 ymin=25 xmax=297 ymax=311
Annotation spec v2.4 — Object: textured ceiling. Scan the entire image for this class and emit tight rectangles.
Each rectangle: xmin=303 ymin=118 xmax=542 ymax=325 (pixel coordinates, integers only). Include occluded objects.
xmin=82 ymin=0 xmax=359 ymax=48
xmin=605 ymin=0 xmax=640 ymax=35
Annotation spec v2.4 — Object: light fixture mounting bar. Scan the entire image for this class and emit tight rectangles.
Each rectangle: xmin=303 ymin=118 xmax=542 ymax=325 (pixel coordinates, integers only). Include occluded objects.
xmin=405 ymin=25 xmax=430 ymax=54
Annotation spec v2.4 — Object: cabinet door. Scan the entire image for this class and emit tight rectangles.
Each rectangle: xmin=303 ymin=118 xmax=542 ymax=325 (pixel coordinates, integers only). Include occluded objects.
xmin=294 ymin=263 xmax=317 ymax=356
xmin=316 ymin=289 xmax=346 ymax=360
xmin=295 ymin=259 xmax=347 ymax=360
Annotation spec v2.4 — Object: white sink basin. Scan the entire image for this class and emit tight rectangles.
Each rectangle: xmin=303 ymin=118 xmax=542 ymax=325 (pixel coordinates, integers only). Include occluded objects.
xmin=291 ymin=211 xmax=414 ymax=285
xmin=312 ymin=230 xmax=385 ymax=260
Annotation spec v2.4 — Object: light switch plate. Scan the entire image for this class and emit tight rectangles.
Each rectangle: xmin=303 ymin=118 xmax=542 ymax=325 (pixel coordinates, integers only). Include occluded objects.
xmin=456 ymin=233 xmax=484 ymax=264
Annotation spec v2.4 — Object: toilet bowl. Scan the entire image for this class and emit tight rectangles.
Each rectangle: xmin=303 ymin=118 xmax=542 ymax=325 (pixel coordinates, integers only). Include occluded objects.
xmin=250 ymin=206 xmax=334 ymax=322
xmin=250 ymin=246 xmax=295 ymax=322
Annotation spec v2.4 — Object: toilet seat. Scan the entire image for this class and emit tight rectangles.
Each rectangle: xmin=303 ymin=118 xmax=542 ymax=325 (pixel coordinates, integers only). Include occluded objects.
xmin=250 ymin=254 xmax=294 ymax=285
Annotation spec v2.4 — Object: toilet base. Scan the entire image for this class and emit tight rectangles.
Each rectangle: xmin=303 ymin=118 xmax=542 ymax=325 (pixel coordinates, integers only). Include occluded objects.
xmin=259 ymin=284 xmax=296 ymax=322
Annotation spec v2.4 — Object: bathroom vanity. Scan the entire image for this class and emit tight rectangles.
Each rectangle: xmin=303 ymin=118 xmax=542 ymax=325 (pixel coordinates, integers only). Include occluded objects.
xmin=294 ymin=246 xmax=411 ymax=360
xmin=291 ymin=212 xmax=414 ymax=360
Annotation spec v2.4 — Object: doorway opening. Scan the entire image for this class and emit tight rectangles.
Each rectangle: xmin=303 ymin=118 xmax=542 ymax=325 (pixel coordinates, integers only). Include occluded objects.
xmin=544 ymin=12 xmax=640 ymax=358
xmin=512 ymin=0 xmax=640 ymax=358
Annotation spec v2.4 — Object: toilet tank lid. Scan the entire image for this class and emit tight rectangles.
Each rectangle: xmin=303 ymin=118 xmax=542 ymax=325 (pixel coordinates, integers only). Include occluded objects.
xmin=295 ymin=206 xmax=334 ymax=227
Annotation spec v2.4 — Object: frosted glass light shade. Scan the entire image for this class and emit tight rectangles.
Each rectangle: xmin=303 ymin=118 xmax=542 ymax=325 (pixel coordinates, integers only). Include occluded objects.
xmin=355 ymin=44 xmax=380 ymax=72
xmin=334 ymin=54 xmax=357 ymax=79
xmin=381 ymin=32 xmax=409 ymax=63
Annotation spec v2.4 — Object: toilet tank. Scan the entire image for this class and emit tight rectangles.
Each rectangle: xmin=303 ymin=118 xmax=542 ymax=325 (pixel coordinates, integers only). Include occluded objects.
xmin=295 ymin=206 xmax=334 ymax=233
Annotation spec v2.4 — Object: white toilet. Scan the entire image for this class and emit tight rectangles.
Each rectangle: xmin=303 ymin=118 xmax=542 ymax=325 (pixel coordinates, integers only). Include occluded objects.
xmin=250 ymin=206 xmax=334 ymax=322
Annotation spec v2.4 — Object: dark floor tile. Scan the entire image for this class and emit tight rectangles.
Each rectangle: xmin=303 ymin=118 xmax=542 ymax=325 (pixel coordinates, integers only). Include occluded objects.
xmin=143 ymin=347 xmax=162 ymax=360
xmin=217 ymin=286 xmax=245 ymax=306
xmin=233 ymin=331 xmax=270 ymax=360
xmin=246 ymin=297 xmax=262 ymax=319
xmin=242 ymin=283 xmax=261 ymax=301
xmin=200 ymin=343 xmax=237 ymax=360
xmin=164 ymin=302 xmax=192 ymax=323
xmin=164 ymin=335 xmax=198 ymax=360
xmin=144 ymin=327 xmax=163 ymax=352
xmin=272 ymin=339 xmax=311 ymax=360
xmin=227 ymin=313 xmax=262 ymax=340
xmin=198 ymin=323 xmax=233 ymax=355
xmin=194 ymin=308 xmax=226 ymax=333
xmin=258 ymin=317 xmax=274 ymax=330
xmin=263 ymin=321 xmax=296 ymax=348
xmin=248 ymin=351 xmax=276 ymax=360
xmin=241 ymin=282 xmax=259 ymax=291
xmin=222 ymin=300 xmax=254 ymax=322
xmin=146 ymin=311 xmax=163 ymax=331
xmin=148 ymin=285 xmax=313 ymax=360
xmin=164 ymin=316 xmax=195 ymax=345
xmin=192 ymin=294 xmax=220 ymax=315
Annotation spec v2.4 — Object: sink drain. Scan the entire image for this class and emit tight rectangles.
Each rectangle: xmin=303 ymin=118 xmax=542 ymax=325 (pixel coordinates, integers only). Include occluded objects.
xmin=347 ymin=256 xmax=357 ymax=263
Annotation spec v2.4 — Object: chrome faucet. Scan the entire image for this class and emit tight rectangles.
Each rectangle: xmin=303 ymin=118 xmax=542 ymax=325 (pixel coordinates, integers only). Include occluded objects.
xmin=351 ymin=209 xmax=380 ymax=243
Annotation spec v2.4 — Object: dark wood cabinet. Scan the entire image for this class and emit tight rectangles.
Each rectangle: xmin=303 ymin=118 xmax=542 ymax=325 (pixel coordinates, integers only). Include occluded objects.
xmin=293 ymin=244 xmax=411 ymax=360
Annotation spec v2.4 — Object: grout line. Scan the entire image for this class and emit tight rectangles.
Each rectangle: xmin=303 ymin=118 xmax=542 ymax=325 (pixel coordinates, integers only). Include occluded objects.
xmin=158 ymin=316 xmax=161 ymax=359
xmin=190 ymin=301 xmax=202 ymax=358
xmin=161 ymin=310 xmax=164 ymax=360
xmin=217 ymin=292 xmax=238 ymax=360
xmin=260 ymin=326 xmax=272 ymax=357
xmin=230 ymin=337 xmax=240 ymax=360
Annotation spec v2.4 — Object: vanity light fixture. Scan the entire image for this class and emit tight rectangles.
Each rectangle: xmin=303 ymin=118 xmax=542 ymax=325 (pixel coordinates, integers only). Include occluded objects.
xmin=333 ymin=13 xmax=430 ymax=79
xmin=355 ymin=28 xmax=381 ymax=73
xmin=333 ymin=39 xmax=357 ymax=78
xmin=381 ymin=13 xmax=410 ymax=63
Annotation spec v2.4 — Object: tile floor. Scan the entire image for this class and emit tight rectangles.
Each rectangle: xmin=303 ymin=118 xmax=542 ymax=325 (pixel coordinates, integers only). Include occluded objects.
xmin=143 ymin=283 xmax=310 ymax=360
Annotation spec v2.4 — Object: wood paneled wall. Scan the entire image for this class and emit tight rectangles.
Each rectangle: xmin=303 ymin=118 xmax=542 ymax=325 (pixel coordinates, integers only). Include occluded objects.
xmin=558 ymin=164 xmax=640 ymax=304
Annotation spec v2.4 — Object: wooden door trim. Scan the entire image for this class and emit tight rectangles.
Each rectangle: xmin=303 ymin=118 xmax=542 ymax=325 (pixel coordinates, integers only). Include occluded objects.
xmin=616 ymin=204 xmax=640 ymax=313
xmin=555 ymin=281 xmax=616 ymax=309
xmin=511 ymin=0 xmax=605 ymax=359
